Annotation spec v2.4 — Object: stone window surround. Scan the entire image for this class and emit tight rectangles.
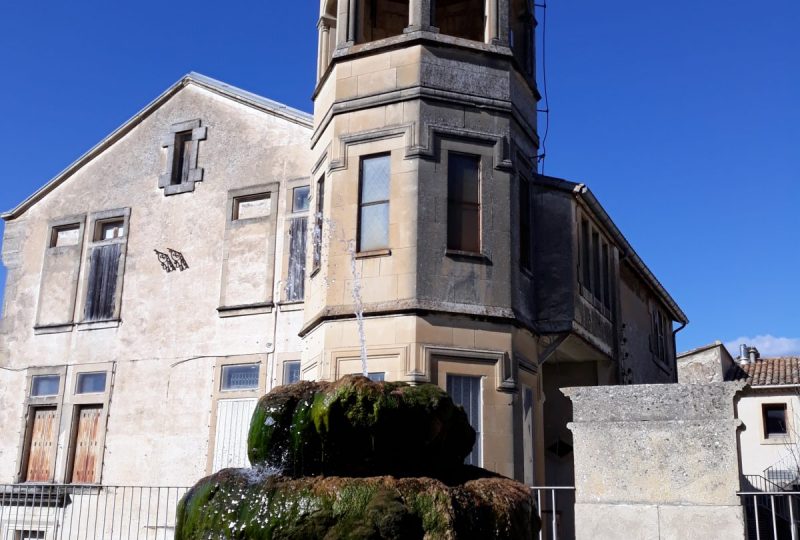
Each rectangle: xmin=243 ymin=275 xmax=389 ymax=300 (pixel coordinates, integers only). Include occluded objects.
xmin=159 ymin=119 xmax=207 ymax=196
xmin=34 ymin=214 xmax=87 ymax=335
xmin=760 ymin=399 xmax=793 ymax=445
xmin=420 ymin=345 xmax=516 ymax=392
xmin=78 ymin=208 xmax=131 ymax=329
xmin=62 ymin=362 xmax=114 ymax=485
xmin=279 ymin=177 xmax=312 ymax=307
xmin=16 ymin=366 xmax=67 ymax=483
xmin=218 ymin=183 xmax=280 ymax=317
xmin=206 ymin=354 xmax=268 ymax=474
xmin=280 ymin=358 xmax=302 ymax=386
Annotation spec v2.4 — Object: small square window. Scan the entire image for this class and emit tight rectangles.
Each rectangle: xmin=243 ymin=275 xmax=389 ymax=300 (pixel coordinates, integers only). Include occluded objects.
xmin=96 ymin=219 xmax=125 ymax=241
xmin=763 ymin=403 xmax=788 ymax=438
xmin=283 ymin=361 xmax=301 ymax=384
xmin=292 ymin=186 xmax=311 ymax=213
xmin=221 ymin=364 xmax=260 ymax=391
xmin=76 ymin=372 xmax=107 ymax=394
xmin=233 ymin=193 xmax=271 ymax=221
xmin=50 ymin=224 xmax=81 ymax=248
xmin=31 ymin=375 xmax=60 ymax=397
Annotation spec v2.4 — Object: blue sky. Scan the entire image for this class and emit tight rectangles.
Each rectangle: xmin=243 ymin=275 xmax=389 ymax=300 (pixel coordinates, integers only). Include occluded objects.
xmin=0 ymin=1 xmax=798 ymax=355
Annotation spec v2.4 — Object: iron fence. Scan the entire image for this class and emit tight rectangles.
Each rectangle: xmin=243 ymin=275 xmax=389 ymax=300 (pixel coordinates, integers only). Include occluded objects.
xmin=739 ymin=491 xmax=800 ymax=540
xmin=0 ymin=485 xmax=189 ymax=540
xmin=530 ymin=486 xmax=575 ymax=540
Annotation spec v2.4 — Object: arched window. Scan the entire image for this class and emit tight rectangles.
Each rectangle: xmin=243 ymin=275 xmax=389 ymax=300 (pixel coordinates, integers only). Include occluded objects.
xmin=510 ymin=0 xmax=534 ymax=74
xmin=434 ymin=0 xmax=485 ymax=42
xmin=356 ymin=0 xmax=409 ymax=44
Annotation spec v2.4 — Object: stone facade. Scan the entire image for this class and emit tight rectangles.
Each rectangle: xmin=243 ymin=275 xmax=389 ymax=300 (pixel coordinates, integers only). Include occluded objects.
xmin=565 ymin=383 xmax=746 ymax=540
xmin=0 ymin=0 xmax=687 ymax=506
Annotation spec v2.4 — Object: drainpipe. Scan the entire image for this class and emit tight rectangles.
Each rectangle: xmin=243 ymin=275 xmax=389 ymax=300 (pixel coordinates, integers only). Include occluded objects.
xmin=672 ymin=321 xmax=687 ymax=382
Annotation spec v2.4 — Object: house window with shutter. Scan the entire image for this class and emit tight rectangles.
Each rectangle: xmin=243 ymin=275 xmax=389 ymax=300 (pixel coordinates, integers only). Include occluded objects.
xmin=66 ymin=365 xmax=112 ymax=485
xmin=578 ymin=215 xmax=615 ymax=314
xmin=82 ymin=210 xmax=130 ymax=323
xmin=650 ymin=303 xmax=671 ymax=367
xmin=20 ymin=370 xmax=64 ymax=483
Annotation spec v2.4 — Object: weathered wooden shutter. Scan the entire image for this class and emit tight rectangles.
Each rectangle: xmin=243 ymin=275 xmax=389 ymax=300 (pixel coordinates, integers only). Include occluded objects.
xmin=71 ymin=405 xmax=103 ymax=483
xmin=84 ymin=243 xmax=121 ymax=321
xmin=286 ymin=217 xmax=307 ymax=301
xmin=212 ymin=398 xmax=257 ymax=472
xmin=447 ymin=375 xmax=482 ymax=467
xmin=25 ymin=407 xmax=58 ymax=482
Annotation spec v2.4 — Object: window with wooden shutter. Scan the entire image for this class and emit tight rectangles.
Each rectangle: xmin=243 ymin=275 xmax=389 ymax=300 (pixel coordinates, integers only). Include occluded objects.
xmin=212 ymin=398 xmax=258 ymax=472
xmin=84 ymin=243 xmax=121 ymax=321
xmin=24 ymin=407 xmax=58 ymax=482
xmin=70 ymin=405 xmax=103 ymax=484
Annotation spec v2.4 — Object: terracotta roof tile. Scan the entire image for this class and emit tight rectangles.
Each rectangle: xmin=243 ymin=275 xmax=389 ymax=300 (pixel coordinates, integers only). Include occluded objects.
xmin=726 ymin=357 xmax=800 ymax=386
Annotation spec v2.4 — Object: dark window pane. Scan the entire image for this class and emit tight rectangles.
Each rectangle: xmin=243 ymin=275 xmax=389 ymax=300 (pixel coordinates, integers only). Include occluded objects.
xmin=448 ymin=154 xmax=480 ymax=204
xmin=367 ymin=372 xmax=385 ymax=382
xmin=84 ymin=243 xmax=121 ymax=321
xmin=359 ymin=203 xmax=390 ymax=252
xmin=361 ymin=155 xmax=391 ymax=204
xmin=31 ymin=375 xmax=60 ymax=397
xmin=76 ymin=372 xmax=107 ymax=394
xmin=287 ymin=217 xmax=308 ymax=301
xmin=764 ymin=405 xmax=787 ymax=436
xmin=435 ymin=0 xmax=485 ymax=42
xmin=283 ymin=361 xmax=301 ymax=384
xmin=602 ymin=243 xmax=611 ymax=308
xmin=172 ymin=131 xmax=193 ymax=185
xmin=292 ymin=186 xmax=311 ymax=213
xmin=313 ymin=177 xmax=325 ymax=269
xmin=221 ymin=364 xmax=260 ymax=391
xmin=591 ymin=231 xmax=600 ymax=299
xmin=447 ymin=203 xmax=480 ymax=252
xmin=581 ymin=219 xmax=591 ymax=286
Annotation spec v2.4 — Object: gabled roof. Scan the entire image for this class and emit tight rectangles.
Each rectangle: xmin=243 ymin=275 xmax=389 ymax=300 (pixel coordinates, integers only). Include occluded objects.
xmin=534 ymin=174 xmax=688 ymax=325
xmin=726 ymin=357 xmax=800 ymax=386
xmin=2 ymin=72 xmax=313 ymax=221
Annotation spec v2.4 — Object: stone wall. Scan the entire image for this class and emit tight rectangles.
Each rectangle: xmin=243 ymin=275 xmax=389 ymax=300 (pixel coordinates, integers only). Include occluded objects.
xmin=564 ymin=382 xmax=746 ymax=540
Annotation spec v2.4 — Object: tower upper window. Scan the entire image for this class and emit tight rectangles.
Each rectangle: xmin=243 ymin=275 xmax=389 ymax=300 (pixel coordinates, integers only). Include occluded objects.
xmin=356 ymin=0 xmax=409 ymax=44
xmin=435 ymin=0 xmax=485 ymax=42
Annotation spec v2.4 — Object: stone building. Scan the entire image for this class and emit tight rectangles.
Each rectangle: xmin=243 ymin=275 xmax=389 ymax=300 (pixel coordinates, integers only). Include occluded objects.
xmin=0 ymin=2 xmax=686 ymax=536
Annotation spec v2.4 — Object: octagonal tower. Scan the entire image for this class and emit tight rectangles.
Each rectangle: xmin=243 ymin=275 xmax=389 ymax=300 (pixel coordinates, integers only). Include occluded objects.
xmin=303 ymin=0 xmax=542 ymax=483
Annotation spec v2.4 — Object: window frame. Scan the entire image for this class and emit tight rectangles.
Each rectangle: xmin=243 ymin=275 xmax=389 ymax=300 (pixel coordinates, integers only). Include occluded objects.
xmin=446 ymin=151 xmax=483 ymax=256
xmin=518 ymin=171 xmax=533 ymax=272
xmin=761 ymin=402 xmax=791 ymax=443
xmin=159 ymin=119 xmax=207 ymax=196
xmin=65 ymin=363 xmax=113 ymax=485
xmin=577 ymin=212 xmax=616 ymax=317
xmin=357 ymin=153 xmax=392 ymax=254
xmin=231 ymin=192 xmax=272 ymax=222
xmin=312 ymin=175 xmax=326 ymax=275
xmin=220 ymin=363 xmax=262 ymax=393
xmin=207 ymin=355 xmax=267 ymax=474
xmin=80 ymin=208 xmax=131 ymax=326
xmin=282 ymin=360 xmax=302 ymax=385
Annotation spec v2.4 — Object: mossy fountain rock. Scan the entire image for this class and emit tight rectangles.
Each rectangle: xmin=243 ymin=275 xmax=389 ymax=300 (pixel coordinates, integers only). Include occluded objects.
xmin=248 ymin=375 xmax=476 ymax=478
xmin=176 ymin=469 xmax=538 ymax=540
xmin=177 ymin=376 xmax=539 ymax=539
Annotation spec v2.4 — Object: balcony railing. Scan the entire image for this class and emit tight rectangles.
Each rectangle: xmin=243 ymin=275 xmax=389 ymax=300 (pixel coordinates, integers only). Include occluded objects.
xmin=0 ymin=485 xmax=189 ymax=540
xmin=738 ymin=490 xmax=800 ymax=540
xmin=530 ymin=486 xmax=575 ymax=540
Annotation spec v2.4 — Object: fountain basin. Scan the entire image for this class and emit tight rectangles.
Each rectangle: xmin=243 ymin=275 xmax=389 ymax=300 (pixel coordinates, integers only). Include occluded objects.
xmin=176 ymin=469 xmax=537 ymax=539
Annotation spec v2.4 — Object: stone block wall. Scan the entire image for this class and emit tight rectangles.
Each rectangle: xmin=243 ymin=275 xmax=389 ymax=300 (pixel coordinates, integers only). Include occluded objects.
xmin=563 ymin=382 xmax=746 ymax=540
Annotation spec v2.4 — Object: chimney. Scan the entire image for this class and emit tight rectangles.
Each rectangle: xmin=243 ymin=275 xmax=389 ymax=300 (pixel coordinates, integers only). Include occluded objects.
xmin=748 ymin=346 xmax=760 ymax=363
xmin=738 ymin=344 xmax=750 ymax=364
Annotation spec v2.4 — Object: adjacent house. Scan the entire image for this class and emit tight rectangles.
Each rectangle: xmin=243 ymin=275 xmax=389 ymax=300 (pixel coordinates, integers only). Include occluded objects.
xmin=0 ymin=1 xmax=687 ymax=537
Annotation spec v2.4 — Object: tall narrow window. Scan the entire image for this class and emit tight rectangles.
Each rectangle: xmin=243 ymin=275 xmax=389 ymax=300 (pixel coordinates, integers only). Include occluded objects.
xmin=447 ymin=153 xmax=481 ymax=253
xmin=313 ymin=176 xmax=325 ymax=271
xmin=358 ymin=155 xmax=391 ymax=252
xmin=84 ymin=243 xmax=121 ymax=321
xmin=447 ymin=375 xmax=482 ymax=466
xmin=522 ymin=385 xmax=535 ymax=485
xmin=24 ymin=407 xmax=58 ymax=482
xmin=435 ymin=0 xmax=485 ymax=42
xmin=69 ymin=405 xmax=103 ymax=483
xmin=286 ymin=217 xmax=308 ymax=301
xmin=519 ymin=176 xmax=532 ymax=271
xmin=171 ymin=130 xmax=194 ymax=186
xmin=763 ymin=404 xmax=788 ymax=439
xmin=580 ymin=219 xmax=591 ymax=286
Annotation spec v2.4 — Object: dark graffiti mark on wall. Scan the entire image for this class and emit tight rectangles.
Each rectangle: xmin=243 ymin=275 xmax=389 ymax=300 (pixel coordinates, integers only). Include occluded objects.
xmin=154 ymin=249 xmax=190 ymax=273
xmin=155 ymin=250 xmax=176 ymax=272
xmin=168 ymin=249 xmax=189 ymax=271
